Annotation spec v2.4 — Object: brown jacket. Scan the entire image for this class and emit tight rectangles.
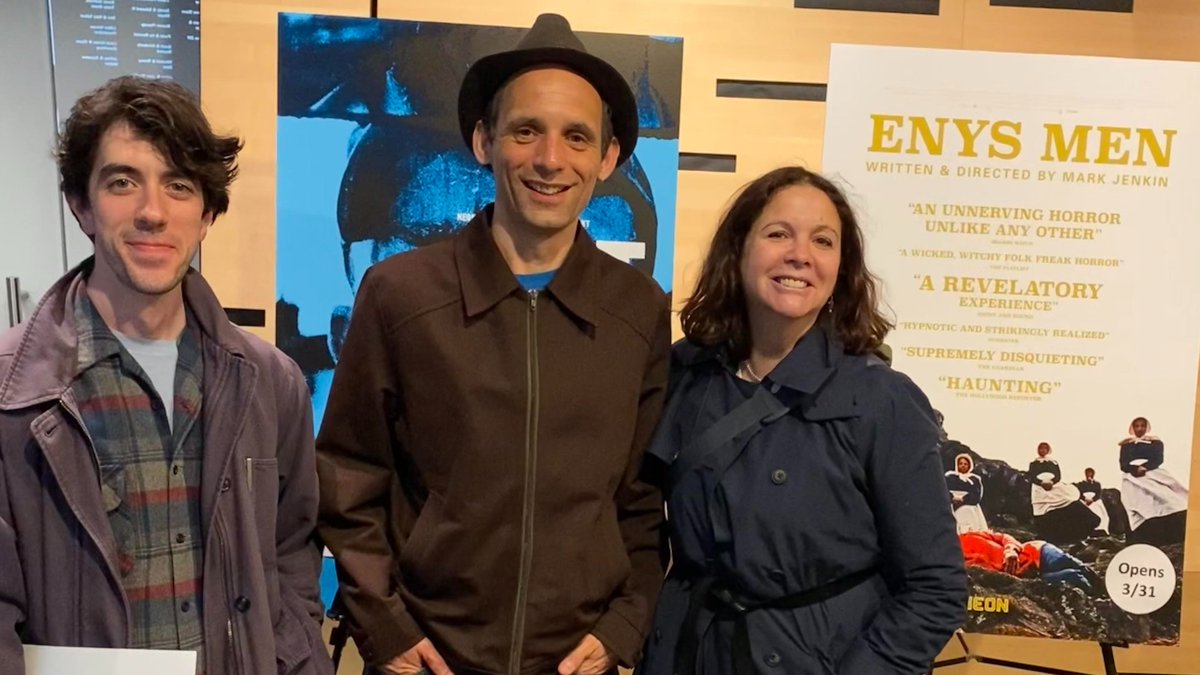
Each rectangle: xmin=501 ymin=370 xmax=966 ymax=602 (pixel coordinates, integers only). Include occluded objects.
xmin=0 ymin=264 xmax=331 ymax=675
xmin=316 ymin=208 xmax=669 ymax=674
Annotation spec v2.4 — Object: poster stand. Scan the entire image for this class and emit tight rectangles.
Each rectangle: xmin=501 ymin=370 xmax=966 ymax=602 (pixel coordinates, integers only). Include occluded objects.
xmin=1100 ymin=642 xmax=1124 ymax=675
xmin=933 ymin=636 xmax=1125 ymax=675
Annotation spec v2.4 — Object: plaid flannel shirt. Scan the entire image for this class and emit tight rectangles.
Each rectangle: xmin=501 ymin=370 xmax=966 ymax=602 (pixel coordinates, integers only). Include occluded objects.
xmin=71 ymin=291 xmax=206 ymax=672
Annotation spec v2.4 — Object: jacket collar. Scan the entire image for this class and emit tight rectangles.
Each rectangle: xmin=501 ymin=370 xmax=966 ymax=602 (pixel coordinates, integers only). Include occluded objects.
xmin=455 ymin=204 xmax=600 ymax=327
xmin=678 ymin=323 xmax=858 ymax=416
xmin=766 ymin=323 xmax=843 ymax=396
xmin=0 ymin=258 xmax=247 ymax=410
xmin=678 ymin=323 xmax=845 ymax=390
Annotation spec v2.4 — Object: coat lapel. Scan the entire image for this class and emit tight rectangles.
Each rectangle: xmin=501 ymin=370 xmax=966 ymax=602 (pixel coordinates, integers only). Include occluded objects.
xmin=30 ymin=392 xmax=125 ymax=592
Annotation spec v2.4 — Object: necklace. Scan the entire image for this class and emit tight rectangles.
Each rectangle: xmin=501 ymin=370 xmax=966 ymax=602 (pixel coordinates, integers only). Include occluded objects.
xmin=738 ymin=359 xmax=762 ymax=383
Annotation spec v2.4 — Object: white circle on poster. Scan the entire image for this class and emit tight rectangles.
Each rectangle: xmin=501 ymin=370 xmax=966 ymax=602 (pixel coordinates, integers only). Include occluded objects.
xmin=1104 ymin=544 xmax=1175 ymax=614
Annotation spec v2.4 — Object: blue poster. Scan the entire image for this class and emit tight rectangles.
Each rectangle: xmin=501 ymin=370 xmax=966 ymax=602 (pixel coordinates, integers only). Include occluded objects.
xmin=276 ymin=13 xmax=683 ymax=436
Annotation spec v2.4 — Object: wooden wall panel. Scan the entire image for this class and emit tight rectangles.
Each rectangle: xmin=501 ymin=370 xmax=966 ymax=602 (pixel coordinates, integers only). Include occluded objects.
xmin=200 ymin=0 xmax=371 ymax=341
xmin=964 ymin=0 xmax=1200 ymax=61
xmin=202 ymin=0 xmax=1200 ymax=671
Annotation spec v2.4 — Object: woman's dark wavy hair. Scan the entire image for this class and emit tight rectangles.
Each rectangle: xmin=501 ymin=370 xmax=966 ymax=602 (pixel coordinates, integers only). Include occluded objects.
xmin=680 ymin=166 xmax=892 ymax=359
xmin=56 ymin=76 xmax=242 ymax=218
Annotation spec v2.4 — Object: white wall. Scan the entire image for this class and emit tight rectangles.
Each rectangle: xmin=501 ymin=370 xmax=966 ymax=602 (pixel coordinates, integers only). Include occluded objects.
xmin=0 ymin=1 xmax=69 ymax=328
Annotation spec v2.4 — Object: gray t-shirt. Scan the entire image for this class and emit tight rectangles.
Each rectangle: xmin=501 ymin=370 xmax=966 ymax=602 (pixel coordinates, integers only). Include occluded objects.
xmin=114 ymin=331 xmax=179 ymax=432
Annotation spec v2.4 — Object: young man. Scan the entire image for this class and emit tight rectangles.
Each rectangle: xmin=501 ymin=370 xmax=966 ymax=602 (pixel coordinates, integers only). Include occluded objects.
xmin=317 ymin=14 xmax=670 ymax=675
xmin=0 ymin=76 xmax=331 ymax=675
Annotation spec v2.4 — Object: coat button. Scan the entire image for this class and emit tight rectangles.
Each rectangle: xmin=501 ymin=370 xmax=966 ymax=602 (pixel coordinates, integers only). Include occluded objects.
xmin=768 ymin=569 xmax=787 ymax=583
xmin=764 ymin=652 xmax=782 ymax=667
xmin=220 ymin=477 xmax=231 ymax=492
xmin=175 ymin=532 xmax=186 ymax=544
xmin=771 ymin=469 xmax=787 ymax=485
xmin=234 ymin=596 xmax=251 ymax=612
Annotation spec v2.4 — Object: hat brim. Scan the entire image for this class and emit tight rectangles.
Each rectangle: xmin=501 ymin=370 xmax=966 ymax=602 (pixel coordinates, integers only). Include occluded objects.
xmin=458 ymin=47 xmax=638 ymax=167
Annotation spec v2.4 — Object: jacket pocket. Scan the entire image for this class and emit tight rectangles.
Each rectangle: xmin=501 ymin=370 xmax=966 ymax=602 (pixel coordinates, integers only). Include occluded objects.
xmin=247 ymin=458 xmax=280 ymax=563
xmin=398 ymin=492 xmax=444 ymax=592
xmin=580 ymin=506 xmax=630 ymax=610
xmin=273 ymin=602 xmax=314 ymax=675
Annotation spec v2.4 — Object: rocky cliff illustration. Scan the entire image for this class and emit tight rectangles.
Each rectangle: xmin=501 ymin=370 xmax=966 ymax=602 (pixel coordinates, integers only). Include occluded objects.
xmin=939 ymin=432 xmax=1185 ymax=644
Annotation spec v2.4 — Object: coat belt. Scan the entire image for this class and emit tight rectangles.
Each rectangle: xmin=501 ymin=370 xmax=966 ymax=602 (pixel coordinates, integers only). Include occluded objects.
xmin=673 ymin=567 xmax=877 ymax=675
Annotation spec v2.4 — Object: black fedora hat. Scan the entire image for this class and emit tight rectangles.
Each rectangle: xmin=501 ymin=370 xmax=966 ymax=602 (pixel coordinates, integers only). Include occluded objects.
xmin=457 ymin=13 xmax=638 ymax=166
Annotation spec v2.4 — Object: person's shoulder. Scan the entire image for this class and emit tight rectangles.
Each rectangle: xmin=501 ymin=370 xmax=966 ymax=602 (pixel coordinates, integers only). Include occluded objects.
xmin=671 ymin=336 xmax=707 ymax=359
xmin=658 ymin=338 xmax=724 ymax=395
xmin=831 ymin=352 xmax=940 ymax=434
xmin=592 ymin=250 xmax=668 ymax=310
xmin=226 ymin=326 xmax=306 ymax=387
xmin=671 ymin=337 xmax=727 ymax=370
xmin=840 ymin=351 xmax=928 ymax=402
xmin=367 ymin=237 xmax=457 ymax=289
xmin=589 ymin=252 xmax=668 ymax=343
xmin=354 ymin=238 xmax=462 ymax=322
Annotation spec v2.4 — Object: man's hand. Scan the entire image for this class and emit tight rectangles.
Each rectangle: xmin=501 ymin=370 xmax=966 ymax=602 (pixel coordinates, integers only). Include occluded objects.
xmin=1134 ymin=466 xmax=1148 ymax=477
xmin=557 ymin=634 xmax=615 ymax=675
xmin=1041 ymin=481 xmax=1054 ymax=491
xmin=951 ymin=496 xmax=964 ymax=508
xmin=380 ymin=638 xmax=454 ymax=675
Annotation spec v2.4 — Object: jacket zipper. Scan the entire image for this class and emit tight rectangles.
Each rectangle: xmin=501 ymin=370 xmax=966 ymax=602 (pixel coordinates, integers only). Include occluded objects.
xmin=226 ymin=620 xmax=238 ymax=675
xmin=235 ymin=462 xmax=251 ymax=673
xmin=217 ymin=517 xmax=244 ymax=675
xmin=508 ymin=290 xmax=540 ymax=674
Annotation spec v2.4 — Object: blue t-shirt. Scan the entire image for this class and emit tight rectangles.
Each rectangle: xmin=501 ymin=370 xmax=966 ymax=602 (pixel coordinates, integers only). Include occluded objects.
xmin=515 ymin=270 xmax=557 ymax=291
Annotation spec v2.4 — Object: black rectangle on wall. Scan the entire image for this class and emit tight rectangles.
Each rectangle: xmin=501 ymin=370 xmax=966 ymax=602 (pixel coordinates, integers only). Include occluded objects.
xmin=225 ymin=308 xmax=267 ymax=327
xmin=716 ymin=80 xmax=828 ymax=102
xmin=990 ymin=0 xmax=1133 ymax=11
xmin=794 ymin=0 xmax=940 ymax=14
xmin=679 ymin=153 xmax=738 ymax=173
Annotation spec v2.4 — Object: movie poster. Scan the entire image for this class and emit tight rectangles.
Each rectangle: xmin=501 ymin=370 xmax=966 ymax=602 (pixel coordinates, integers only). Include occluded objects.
xmin=275 ymin=13 xmax=683 ymax=430
xmin=823 ymin=45 xmax=1200 ymax=644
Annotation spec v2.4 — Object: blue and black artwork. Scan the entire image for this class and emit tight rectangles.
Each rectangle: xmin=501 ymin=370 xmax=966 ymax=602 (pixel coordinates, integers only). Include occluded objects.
xmin=275 ymin=13 xmax=683 ymax=430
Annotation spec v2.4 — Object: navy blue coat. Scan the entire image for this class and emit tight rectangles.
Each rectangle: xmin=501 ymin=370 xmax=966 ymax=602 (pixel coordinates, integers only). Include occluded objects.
xmin=637 ymin=328 xmax=966 ymax=674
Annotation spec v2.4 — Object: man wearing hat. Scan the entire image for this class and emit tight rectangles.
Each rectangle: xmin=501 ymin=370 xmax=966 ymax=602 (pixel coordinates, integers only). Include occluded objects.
xmin=317 ymin=13 xmax=670 ymax=675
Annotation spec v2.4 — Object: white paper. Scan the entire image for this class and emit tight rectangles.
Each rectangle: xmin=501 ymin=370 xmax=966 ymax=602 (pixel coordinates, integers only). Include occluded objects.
xmin=23 ymin=644 xmax=196 ymax=675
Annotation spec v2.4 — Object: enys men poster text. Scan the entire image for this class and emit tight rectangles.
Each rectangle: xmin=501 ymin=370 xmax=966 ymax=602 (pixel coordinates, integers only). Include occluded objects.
xmin=823 ymin=45 xmax=1200 ymax=645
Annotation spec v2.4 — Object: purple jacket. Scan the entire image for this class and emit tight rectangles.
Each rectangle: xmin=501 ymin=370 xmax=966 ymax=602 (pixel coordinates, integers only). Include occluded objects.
xmin=0 ymin=263 xmax=332 ymax=675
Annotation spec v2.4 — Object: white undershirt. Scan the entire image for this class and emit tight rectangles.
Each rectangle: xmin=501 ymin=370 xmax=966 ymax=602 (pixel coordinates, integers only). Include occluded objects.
xmin=114 ymin=331 xmax=180 ymax=432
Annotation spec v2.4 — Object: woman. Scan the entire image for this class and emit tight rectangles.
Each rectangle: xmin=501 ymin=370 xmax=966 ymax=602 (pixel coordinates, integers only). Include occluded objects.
xmin=1073 ymin=467 xmax=1109 ymax=535
xmin=638 ymin=167 xmax=966 ymax=675
xmin=946 ymin=453 xmax=988 ymax=533
xmin=1027 ymin=442 xmax=1097 ymax=544
xmin=1119 ymin=417 xmax=1188 ymax=545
